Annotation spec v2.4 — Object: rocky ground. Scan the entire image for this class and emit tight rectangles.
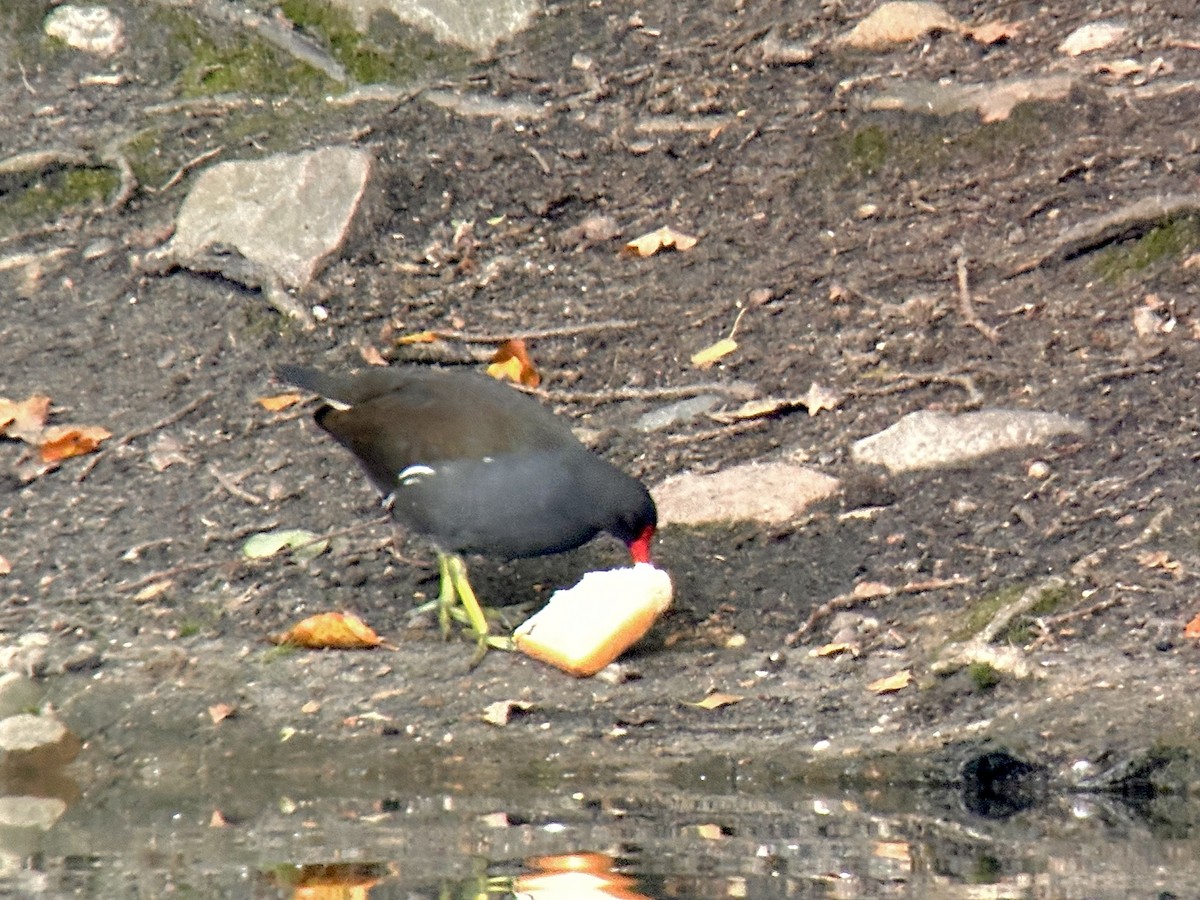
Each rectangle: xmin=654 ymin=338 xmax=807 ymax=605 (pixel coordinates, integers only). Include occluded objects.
xmin=1 ymin=0 xmax=1200 ymax=889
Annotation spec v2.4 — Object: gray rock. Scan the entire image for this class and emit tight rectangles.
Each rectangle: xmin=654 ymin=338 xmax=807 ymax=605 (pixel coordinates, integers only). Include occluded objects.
xmin=0 ymin=675 xmax=44 ymax=719
xmin=0 ymin=715 xmax=81 ymax=768
xmin=851 ymin=408 xmax=1089 ymax=474
xmin=654 ymin=461 xmax=840 ymax=526
xmin=155 ymin=146 xmax=377 ymax=290
xmin=337 ymin=0 xmax=539 ymax=52
xmin=635 ymin=395 xmax=721 ymax=432
xmin=44 ymin=5 xmax=125 ymax=56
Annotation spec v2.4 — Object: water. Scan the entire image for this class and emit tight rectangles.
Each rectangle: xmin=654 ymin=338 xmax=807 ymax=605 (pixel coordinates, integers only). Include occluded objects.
xmin=7 ymin=748 xmax=1197 ymax=898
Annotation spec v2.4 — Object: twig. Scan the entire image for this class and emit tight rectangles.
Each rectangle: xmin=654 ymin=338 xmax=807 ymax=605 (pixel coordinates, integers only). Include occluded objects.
xmin=786 ymin=575 xmax=970 ymax=643
xmin=155 ymin=145 xmax=224 ymax=193
xmin=662 ymin=418 xmax=769 ymax=445
xmin=77 ymin=391 xmax=214 ymax=481
xmin=955 ymin=246 xmax=999 ymax=342
xmin=852 ymin=368 xmax=984 ymax=406
xmin=100 ymin=145 xmax=137 ymax=212
xmin=425 ymin=319 xmax=638 ymax=344
xmin=536 ymin=382 xmax=755 ymax=406
xmin=208 ymin=465 xmax=265 ymax=506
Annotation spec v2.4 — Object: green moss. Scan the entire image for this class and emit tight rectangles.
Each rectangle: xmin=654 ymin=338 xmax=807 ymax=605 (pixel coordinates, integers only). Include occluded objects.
xmin=967 ymin=661 xmax=1001 ymax=691
xmin=0 ymin=165 xmax=120 ymax=236
xmin=846 ymin=125 xmax=890 ymax=177
xmin=953 ymin=581 xmax=1072 ymax=645
xmin=179 ymin=30 xmax=335 ymax=98
xmin=280 ymin=0 xmax=471 ymax=85
xmin=1095 ymin=216 xmax=1200 ymax=282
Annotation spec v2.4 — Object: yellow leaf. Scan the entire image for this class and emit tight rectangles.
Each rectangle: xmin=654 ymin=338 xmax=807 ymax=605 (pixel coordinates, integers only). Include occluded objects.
xmin=812 ymin=642 xmax=858 ymax=658
xmin=868 ymin=670 xmax=912 ymax=694
xmin=271 ymin=612 xmax=383 ymax=650
xmin=690 ymin=337 xmax=738 ymax=369
xmin=396 ymin=330 xmax=437 ymax=344
xmin=622 ymin=225 xmax=698 ymax=258
xmin=257 ymin=392 xmax=303 ymax=412
xmin=689 ymin=691 xmax=744 ymax=709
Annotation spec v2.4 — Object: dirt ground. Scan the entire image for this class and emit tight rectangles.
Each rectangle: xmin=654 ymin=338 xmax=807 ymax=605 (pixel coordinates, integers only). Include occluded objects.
xmin=3 ymin=0 xmax=1200 ymax=826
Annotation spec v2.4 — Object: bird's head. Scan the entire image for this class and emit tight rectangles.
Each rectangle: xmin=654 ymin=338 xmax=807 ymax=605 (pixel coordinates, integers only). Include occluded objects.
xmin=610 ymin=486 xmax=657 ymax=565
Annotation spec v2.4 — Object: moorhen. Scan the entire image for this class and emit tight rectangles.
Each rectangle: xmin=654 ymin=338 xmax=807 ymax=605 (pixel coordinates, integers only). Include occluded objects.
xmin=275 ymin=364 xmax=657 ymax=662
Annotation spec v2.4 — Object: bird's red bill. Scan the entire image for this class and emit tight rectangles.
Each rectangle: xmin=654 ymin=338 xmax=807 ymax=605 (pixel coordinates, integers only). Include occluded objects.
xmin=628 ymin=525 xmax=655 ymax=564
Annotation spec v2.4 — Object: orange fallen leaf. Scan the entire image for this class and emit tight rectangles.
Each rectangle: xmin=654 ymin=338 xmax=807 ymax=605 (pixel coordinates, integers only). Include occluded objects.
xmin=868 ymin=670 xmax=912 ymax=694
xmin=689 ymin=691 xmax=743 ymax=710
xmin=0 ymin=394 xmax=51 ymax=441
xmin=272 ymin=612 xmax=383 ymax=650
xmin=0 ymin=556 xmax=10 ymax=576
xmin=487 ymin=339 xmax=541 ymax=387
xmin=690 ymin=337 xmax=738 ymax=369
xmin=622 ymin=225 xmax=698 ymax=257
xmin=1184 ymin=612 xmax=1200 ymax=639
xmin=258 ymin=392 xmax=303 ymax=412
xmin=209 ymin=703 xmax=236 ymax=725
xmin=38 ymin=424 xmax=111 ymax=462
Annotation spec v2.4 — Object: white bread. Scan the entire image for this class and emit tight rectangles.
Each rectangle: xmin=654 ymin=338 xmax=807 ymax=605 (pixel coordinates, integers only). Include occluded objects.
xmin=513 ymin=564 xmax=672 ymax=676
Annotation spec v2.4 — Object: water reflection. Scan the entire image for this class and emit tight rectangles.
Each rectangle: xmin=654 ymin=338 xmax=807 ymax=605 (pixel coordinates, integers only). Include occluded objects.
xmin=5 ymin=751 xmax=1198 ymax=898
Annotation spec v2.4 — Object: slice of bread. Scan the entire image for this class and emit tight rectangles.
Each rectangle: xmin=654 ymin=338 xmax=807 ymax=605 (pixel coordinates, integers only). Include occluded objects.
xmin=513 ymin=564 xmax=673 ymax=676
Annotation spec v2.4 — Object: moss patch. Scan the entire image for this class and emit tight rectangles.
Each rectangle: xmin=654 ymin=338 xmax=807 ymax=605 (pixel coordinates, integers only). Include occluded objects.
xmin=1095 ymin=215 xmax=1200 ymax=282
xmin=0 ymin=166 xmax=120 ymax=236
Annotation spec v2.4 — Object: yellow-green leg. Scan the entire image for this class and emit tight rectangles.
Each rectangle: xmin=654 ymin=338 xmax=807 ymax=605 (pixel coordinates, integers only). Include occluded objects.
xmin=431 ymin=553 xmax=513 ymax=666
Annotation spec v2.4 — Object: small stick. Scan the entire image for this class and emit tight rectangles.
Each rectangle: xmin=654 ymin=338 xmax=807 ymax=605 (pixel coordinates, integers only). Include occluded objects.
xmin=425 ymin=319 xmax=639 ymax=344
xmin=786 ymin=575 xmax=970 ymax=644
xmin=156 ymin=146 xmax=224 ymax=193
xmin=536 ymin=382 xmax=753 ymax=405
xmin=208 ymin=465 xmax=265 ymax=506
xmin=954 ymin=246 xmax=1000 ymax=342
xmin=77 ymin=391 xmax=214 ymax=481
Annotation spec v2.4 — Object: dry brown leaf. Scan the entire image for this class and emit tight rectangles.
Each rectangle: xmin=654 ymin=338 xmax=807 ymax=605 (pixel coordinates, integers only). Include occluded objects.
xmin=690 ymin=337 xmax=738 ymax=369
xmin=0 ymin=556 xmax=10 ymax=576
xmin=482 ymin=699 xmax=534 ymax=726
xmin=965 ymin=21 xmax=1020 ymax=45
xmin=835 ymin=1 xmax=962 ymax=50
xmin=802 ymin=382 xmax=842 ymax=416
xmin=301 ymin=700 xmax=321 ymax=715
xmin=696 ymin=823 xmax=725 ymax=840
xmin=271 ymin=612 xmax=383 ymax=650
xmin=486 ymin=339 xmax=541 ymax=387
xmin=690 ymin=691 xmax=744 ymax=710
xmin=133 ymin=580 xmax=172 ymax=602
xmin=1136 ymin=549 xmax=1181 ymax=573
xmin=38 ymin=424 xmax=111 ymax=462
xmin=0 ymin=394 xmax=51 ymax=441
xmin=868 ymin=670 xmax=912 ymax=694
xmin=258 ymin=392 xmax=303 ymax=412
xmin=209 ymin=809 xmax=229 ymax=828
xmin=873 ymin=840 xmax=912 ymax=861
xmin=358 ymin=344 xmax=388 ymax=367
xmin=208 ymin=703 xmax=236 ymax=725
xmin=853 ymin=581 xmax=894 ymax=599
xmin=1095 ymin=58 xmax=1143 ymax=80
xmin=622 ymin=225 xmax=698 ymax=258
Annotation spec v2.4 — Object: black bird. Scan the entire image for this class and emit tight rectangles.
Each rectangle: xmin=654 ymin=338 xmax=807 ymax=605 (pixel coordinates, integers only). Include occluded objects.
xmin=276 ymin=364 xmax=657 ymax=661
